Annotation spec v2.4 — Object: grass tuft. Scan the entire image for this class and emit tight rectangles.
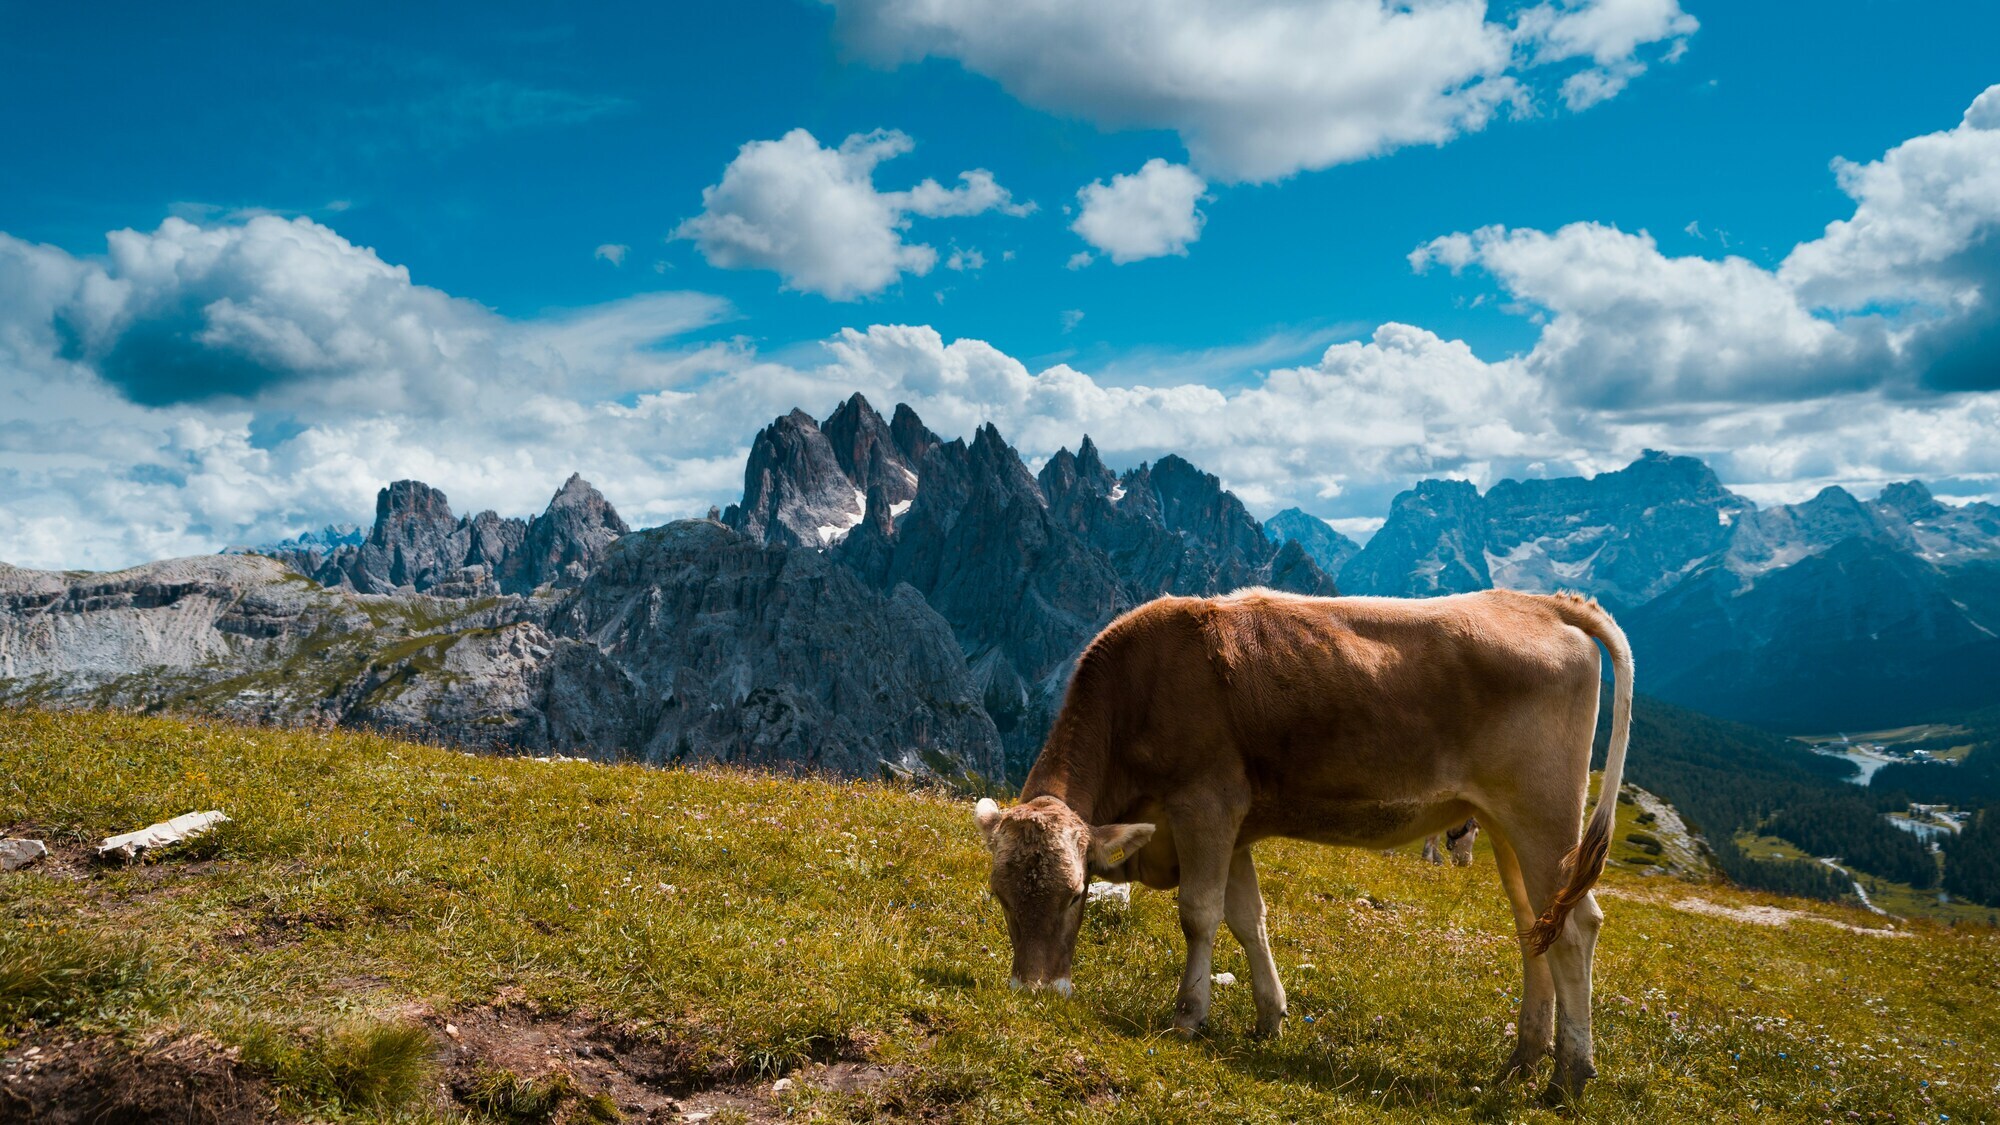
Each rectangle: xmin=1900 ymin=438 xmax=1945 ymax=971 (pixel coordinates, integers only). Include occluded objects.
xmin=238 ymin=1019 xmax=433 ymax=1112
xmin=0 ymin=927 xmax=152 ymax=1028
xmin=460 ymin=1064 xmax=621 ymax=1123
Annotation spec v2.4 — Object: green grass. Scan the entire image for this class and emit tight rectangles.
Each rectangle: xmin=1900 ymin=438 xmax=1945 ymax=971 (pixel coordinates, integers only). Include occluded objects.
xmin=3 ymin=708 xmax=1998 ymax=1122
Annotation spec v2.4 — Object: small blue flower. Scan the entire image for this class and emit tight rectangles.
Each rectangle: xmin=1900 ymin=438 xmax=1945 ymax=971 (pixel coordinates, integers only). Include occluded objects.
xmin=1304 ymin=1016 xmax=1316 ymax=1024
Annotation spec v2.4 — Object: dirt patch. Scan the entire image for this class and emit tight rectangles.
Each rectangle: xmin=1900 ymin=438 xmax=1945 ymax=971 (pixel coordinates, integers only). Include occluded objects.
xmin=0 ymin=1031 xmax=277 ymax=1124
xmin=430 ymin=1006 xmax=904 ymax=1123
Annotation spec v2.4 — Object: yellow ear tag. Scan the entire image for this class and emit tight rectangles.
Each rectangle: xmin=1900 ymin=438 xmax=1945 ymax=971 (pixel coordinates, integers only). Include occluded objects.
xmin=1107 ymin=848 xmax=1126 ymax=865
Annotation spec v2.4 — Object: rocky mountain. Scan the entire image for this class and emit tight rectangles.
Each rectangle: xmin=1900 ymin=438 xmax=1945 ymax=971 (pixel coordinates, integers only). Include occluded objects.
xmin=275 ymin=475 xmax=628 ymax=597
xmin=9 ymin=394 xmax=2000 ymax=779
xmin=733 ymin=397 xmax=1339 ymax=775
xmin=1265 ymin=508 xmax=1361 ymax=575
xmin=1339 ymin=453 xmax=2000 ymax=728
xmin=1338 ymin=478 xmax=1492 ymax=597
xmin=223 ymin=523 xmax=362 ymax=568
xmin=0 ymin=519 xmax=1001 ymax=782
xmin=549 ymin=519 xmax=1001 ymax=779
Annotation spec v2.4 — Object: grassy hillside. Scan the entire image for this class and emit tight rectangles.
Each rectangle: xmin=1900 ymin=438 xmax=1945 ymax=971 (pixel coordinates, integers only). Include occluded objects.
xmin=3 ymin=709 xmax=1998 ymax=1123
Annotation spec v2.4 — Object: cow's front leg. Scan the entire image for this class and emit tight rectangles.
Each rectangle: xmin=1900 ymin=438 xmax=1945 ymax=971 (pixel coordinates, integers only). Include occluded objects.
xmin=1226 ymin=847 xmax=1286 ymax=1037
xmin=1170 ymin=817 xmax=1234 ymax=1036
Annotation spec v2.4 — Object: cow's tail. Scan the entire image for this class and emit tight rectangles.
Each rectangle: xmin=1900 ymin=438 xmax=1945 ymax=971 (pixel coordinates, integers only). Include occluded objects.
xmin=1526 ymin=594 xmax=1634 ymax=956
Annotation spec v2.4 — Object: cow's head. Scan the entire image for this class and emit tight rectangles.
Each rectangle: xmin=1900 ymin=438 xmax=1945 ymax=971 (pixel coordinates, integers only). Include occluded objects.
xmin=974 ymin=796 xmax=1154 ymax=994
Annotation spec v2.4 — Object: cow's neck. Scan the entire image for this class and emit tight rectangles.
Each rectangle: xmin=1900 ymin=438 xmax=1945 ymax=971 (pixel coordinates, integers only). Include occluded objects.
xmin=1019 ymin=686 xmax=1123 ymax=825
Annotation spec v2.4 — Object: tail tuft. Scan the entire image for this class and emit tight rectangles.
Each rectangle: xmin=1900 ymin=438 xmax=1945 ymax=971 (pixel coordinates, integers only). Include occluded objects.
xmin=1524 ymin=809 xmax=1613 ymax=954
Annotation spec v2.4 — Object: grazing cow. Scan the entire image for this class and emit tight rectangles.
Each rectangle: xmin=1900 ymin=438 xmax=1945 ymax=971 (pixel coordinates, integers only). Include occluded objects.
xmin=1424 ymin=817 xmax=1481 ymax=866
xmin=973 ymin=587 xmax=1632 ymax=1099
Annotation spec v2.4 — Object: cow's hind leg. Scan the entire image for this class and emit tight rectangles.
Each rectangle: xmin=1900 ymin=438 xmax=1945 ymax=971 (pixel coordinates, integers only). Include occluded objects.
xmin=1487 ymin=828 xmax=1556 ymax=1084
xmin=1168 ymin=804 xmax=1237 ymax=1036
xmin=1226 ymin=848 xmax=1286 ymax=1036
xmin=1544 ymin=890 xmax=1604 ymax=1100
xmin=1497 ymin=818 xmax=1604 ymax=1103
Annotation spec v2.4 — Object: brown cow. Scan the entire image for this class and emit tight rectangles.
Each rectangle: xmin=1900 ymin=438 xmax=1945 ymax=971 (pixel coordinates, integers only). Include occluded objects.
xmin=973 ymin=587 xmax=1632 ymax=1099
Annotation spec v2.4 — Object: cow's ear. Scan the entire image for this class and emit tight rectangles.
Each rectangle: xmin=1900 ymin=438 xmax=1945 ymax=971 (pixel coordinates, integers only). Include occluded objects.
xmin=974 ymin=798 xmax=1004 ymax=847
xmin=1088 ymin=822 xmax=1155 ymax=875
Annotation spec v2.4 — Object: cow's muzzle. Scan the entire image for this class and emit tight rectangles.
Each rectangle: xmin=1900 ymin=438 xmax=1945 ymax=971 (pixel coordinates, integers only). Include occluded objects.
xmin=1009 ymin=976 xmax=1074 ymax=997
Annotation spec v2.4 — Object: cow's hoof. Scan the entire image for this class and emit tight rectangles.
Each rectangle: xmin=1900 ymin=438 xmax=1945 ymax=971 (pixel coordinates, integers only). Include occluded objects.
xmin=1172 ymin=1014 xmax=1208 ymax=1039
xmin=1252 ymin=1009 xmax=1287 ymax=1038
xmin=1494 ymin=1047 xmax=1546 ymax=1086
xmin=1542 ymin=1057 xmax=1595 ymax=1108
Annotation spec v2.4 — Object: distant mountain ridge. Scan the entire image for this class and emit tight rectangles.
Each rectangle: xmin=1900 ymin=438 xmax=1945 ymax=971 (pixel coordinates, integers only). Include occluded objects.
xmin=264 ymin=473 xmax=631 ymax=597
xmin=10 ymin=396 xmax=2000 ymax=778
xmin=1338 ymin=451 xmax=2000 ymax=727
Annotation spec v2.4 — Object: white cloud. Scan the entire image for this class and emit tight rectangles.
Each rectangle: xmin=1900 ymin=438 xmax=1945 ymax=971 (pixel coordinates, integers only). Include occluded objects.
xmin=594 ymin=243 xmax=629 ymax=265
xmin=672 ymin=128 xmax=1028 ymax=299
xmin=1520 ymin=0 xmax=1697 ymax=109
xmin=1778 ymin=86 xmax=2000 ymax=316
xmin=827 ymin=0 xmax=1695 ymax=181
xmin=943 ymin=246 xmax=984 ymax=272
xmin=1518 ymin=0 xmax=1698 ymax=64
xmin=1417 ymin=85 xmax=2000 ymax=403
xmin=12 ymin=88 xmax=2000 ymax=572
xmin=1072 ymin=160 xmax=1207 ymax=264
xmin=1412 ymin=222 xmax=1882 ymax=406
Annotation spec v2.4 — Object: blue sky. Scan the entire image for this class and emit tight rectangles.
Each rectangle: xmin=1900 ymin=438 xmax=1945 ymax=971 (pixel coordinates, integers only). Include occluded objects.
xmin=3 ymin=1 xmax=2000 ymax=567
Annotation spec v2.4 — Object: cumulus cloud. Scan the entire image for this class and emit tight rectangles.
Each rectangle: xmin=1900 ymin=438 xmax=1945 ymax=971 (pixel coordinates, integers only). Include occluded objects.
xmin=594 ymin=243 xmax=629 ymax=265
xmin=1417 ymin=83 xmax=2000 ymax=402
xmin=826 ymin=0 xmax=1696 ymax=181
xmin=0 ymin=217 xmax=740 ymax=568
xmin=1412 ymin=222 xmax=1884 ymax=406
xmin=1779 ymin=88 xmax=2000 ymax=315
xmin=4 ymin=217 xmax=2000 ymax=571
xmin=1518 ymin=0 xmax=1697 ymax=109
xmin=672 ymin=128 xmax=1029 ymax=299
xmin=11 ymin=89 xmax=2000 ymax=571
xmin=1071 ymin=160 xmax=1207 ymax=264
xmin=46 ymin=216 xmax=505 ymax=408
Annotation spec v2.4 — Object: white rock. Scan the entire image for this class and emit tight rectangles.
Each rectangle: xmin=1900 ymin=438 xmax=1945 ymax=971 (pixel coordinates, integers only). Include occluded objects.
xmin=771 ymin=1077 xmax=794 ymax=1093
xmin=97 ymin=810 xmax=230 ymax=863
xmin=1211 ymin=972 xmax=1237 ymax=986
xmin=0 ymin=838 xmax=48 ymax=871
xmin=1086 ymin=882 xmax=1130 ymax=906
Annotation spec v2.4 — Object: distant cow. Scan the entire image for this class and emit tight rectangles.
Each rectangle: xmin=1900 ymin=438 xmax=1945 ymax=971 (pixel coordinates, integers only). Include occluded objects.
xmin=1424 ymin=817 xmax=1481 ymax=866
xmin=974 ymin=588 xmax=1632 ymax=1099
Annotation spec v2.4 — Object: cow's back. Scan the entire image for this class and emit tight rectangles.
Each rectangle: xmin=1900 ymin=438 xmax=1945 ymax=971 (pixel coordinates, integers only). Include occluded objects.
xmin=1151 ymin=589 xmax=1600 ymax=822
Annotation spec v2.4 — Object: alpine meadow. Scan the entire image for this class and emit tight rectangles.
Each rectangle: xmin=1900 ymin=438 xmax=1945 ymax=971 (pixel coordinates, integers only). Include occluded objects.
xmin=4 ymin=2 xmax=2000 ymax=1122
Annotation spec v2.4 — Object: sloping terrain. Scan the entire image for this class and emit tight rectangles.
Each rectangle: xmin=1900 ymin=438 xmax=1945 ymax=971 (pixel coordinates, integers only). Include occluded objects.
xmin=4 ymin=709 xmax=1997 ymax=1123
xmin=0 ymin=524 xmax=1004 ymax=783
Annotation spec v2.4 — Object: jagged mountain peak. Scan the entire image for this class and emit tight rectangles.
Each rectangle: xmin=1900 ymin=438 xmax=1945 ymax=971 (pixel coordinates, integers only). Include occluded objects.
xmin=1265 ymin=508 xmax=1361 ymax=576
xmin=1076 ymin=434 xmax=1104 ymax=469
xmin=1877 ymin=480 xmax=1946 ymax=520
xmin=540 ymin=474 xmax=627 ymax=527
xmin=372 ymin=479 xmax=455 ymax=534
